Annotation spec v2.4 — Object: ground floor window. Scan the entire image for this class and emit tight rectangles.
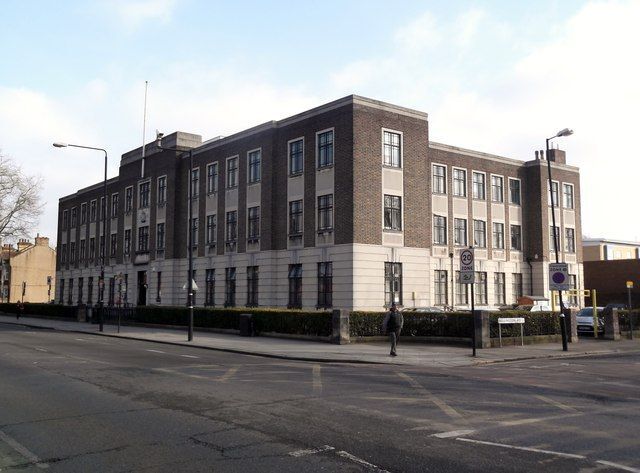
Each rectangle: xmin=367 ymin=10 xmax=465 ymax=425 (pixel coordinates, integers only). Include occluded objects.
xmin=68 ymin=278 xmax=73 ymax=305
xmin=455 ymin=271 xmax=469 ymax=305
xmin=434 ymin=270 xmax=448 ymax=305
xmin=494 ymin=272 xmax=505 ymax=305
xmin=77 ymin=278 xmax=83 ymax=304
xmin=512 ymin=273 xmax=523 ymax=304
xmin=59 ymin=279 xmax=65 ymax=304
xmin=474 ymin=272 xmax=487 ymax=305
xmin=247 ymin=266 xmax=259 ymax=307
xmin=317 ymin=262 xmax=333 ymax=308
xmin=225 ymin=267 xmax=236 ymax=307
xmin=108 ymin=277 xmax=115 ymax=306
xmin=568 ymin=274 xmax=578 ymax=305
xmin=87 ymin=277 xmax=93 ymax=304
xmin=156 ymin=271 xmax=162 ymax=303
xmin=205 ymin=269 xmax=215 ymax=306
xmin=384 ymin=262 xmax=403 ymax=306
xmin=288 ymin=264 xmax=302 ymax=308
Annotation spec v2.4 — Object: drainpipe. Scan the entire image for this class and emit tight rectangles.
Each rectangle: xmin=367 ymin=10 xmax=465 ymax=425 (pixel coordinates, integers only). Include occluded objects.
xmin=526 ymin=256 xmax=533 ymax=296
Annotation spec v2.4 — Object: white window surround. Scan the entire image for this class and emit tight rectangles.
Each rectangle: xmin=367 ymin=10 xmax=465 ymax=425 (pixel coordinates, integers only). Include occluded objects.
xmin=471 ymin=170 xmax=487 ymax=200
xmin=287 ymin=136 xmax=305 ymax=176
xmin=247 ymin=147 xmax=262 ymax=184
xmin=315 ymin=127 xmax=335 ymax=169
xmin=508 ymin=177 xmax=522 ymax=205
xmin=206 ymin=163 xmax=218 ymax=194
xmin=563 ymin=182 xmax=575 ymax=209
xmin=381 ymin=127 xmax=403 ymax=169
xmin=226 ymin=155 xmax=239 ymax=188
xmin=490 ymin=174 xmax=504 ymax=203
xmin=431 ymin=163 xmax=447 ymax=194
xmin=452 ymin=166 xmax=467 ymax=197
xmin=382 ymin=194 xmax=404 ymax=232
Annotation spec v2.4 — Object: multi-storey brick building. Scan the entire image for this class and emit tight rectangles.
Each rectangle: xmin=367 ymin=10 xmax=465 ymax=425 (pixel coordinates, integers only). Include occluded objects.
xmin=56 ymin=95 xmax=584 ymax=310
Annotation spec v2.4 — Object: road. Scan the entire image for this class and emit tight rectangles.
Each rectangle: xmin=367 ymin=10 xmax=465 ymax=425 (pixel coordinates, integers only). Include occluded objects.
xmin=1 ymin=323 xmax=639 ymax=472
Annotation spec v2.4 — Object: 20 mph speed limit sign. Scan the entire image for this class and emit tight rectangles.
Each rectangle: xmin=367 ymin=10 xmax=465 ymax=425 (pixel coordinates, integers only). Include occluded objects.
xmin=459 ymin=248 xmax=475 ymax=284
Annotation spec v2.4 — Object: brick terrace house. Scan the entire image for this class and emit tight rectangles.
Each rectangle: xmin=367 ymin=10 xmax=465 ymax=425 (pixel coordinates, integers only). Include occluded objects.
xmin=56 ymin=95 xmax=584 ymax=310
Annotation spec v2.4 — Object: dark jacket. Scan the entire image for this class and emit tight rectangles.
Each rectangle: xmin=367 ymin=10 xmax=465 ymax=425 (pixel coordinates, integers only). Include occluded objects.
xmin=382 ymin=310 xmax=404 ymax=333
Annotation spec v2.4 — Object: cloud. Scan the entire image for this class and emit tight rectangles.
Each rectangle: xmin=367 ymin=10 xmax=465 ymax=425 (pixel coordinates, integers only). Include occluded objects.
xmin=394 ymin=11 xmax=442 ymax=53
xmin=108 ymin=0 xmax=178 ymax=28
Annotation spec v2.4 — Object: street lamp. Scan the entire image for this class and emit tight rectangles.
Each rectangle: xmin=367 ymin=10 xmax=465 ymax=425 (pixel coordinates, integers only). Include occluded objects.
xmin=53 ymin=142 xmax=108 ymax=332
xmin=156 ymin=132 xmax=195 ymax=342
xmin=545 ymin=128 xmax=573 ymax=352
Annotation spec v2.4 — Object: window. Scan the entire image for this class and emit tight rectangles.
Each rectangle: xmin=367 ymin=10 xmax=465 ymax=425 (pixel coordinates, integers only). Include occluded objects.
xmin=289 ymin=139 xmax=304 ymax=175
xmin=89 ymin=237 xmax=96 ymax=260
xmin=473 ymin=220 xmax=486 ymax=248
xmin=453 ymin=169 xmax=466 ymax=197
xmin=550 ymin=225 xmax=560 ymax=252
xmin=432 ymin=165 xmax=446 ymax=194
xmin=99 ymin=235 xmax=105 ymax=259
xmin=317 ymin=130 xmax=334 ymax=168
xmin=138 ymin=226 xmax=149 ymax=251
xmin=565 ymin=228 xmax=576 ymax=253
xmin=157 ymin=176 xmax=167 ymax=204
xmin=110 ymin=233 xmax=117 ymax=257
xmin=139 ymin=181 xmax=150 ymax=208
xmin=454 ymin=218 xmax=467 ymax=246
xmin=71 ymin=207 xmax=77 ymax=227
xmin=247 ymin=266 xmax=259 ymax=307
xmin=492 ymin=222 xmax=505 ymax=249
xmin=80 ymin=239 xmax=86 ymax=261
xmin=383 ymin=131 xmax=401 ymax=168
xmin=433 ymin=215 xmax=447 ymax=245
xmin=247 ymin=206 xmax=260 ymax=240
xmin=90 ymin=200 xmax=97 ymax=221
xmin=206 ymin=163 xmax=218 ymax=194
xmin=108 ymin=278 xmax=115 ymax=306
xmin=80 ymin=203 xmax=87 ymax=225
xmin=384 ymin=262 xmax=402 ymax=306
xmin=512 ymin=273 xmax=523 ymax=304
xmin=68 ymin=278 xmax=73 ymax=305
xmin=59 ymin=279 xmax=65 ymax=304
xmin=62 ymin=210 xmax=69 ymax=230
xmin=491 ymin=175 xmax=503 ymax=202
xmin=60 ymin=243 xmax=67 ymax=264
xmin=563 ymin=183 xmax=574 ymax=209
xmin=289 ymin=200 xmax=303 ymax=235
xmin=317 ymin=262 xmax=333 ymax=309
xmin=125 ymin=187 xmax=133 ymax=213
xmin=494 ymin=273 xmax=505 ymax=305
xmin=317 ymin=194 xmax=333 ymax=231
xmin=472 ymin=172 xmax=486 ymax=200
xmin=434 ymin=270 xmax=448 ymax=305
xmin=224 ymin=267 xmax=236 ymax=307
xmin=248 ymin=150 xmax=261 ymax=183
xmin=78 ymin=278 xmax=83 ymax=304
xmin=70 ymin=242 xmax=76 ymax=264
xmin=225 ymin=211 xmax=237 ymax=244
xmin=190 ymin=217 xmax=199 ymax=247
xmin=455 ymin=271 xmax=469 ymax=305
xmin=549 ymin=181 xmax=559 ymax=206
xmin=111 ymin=193 xmax=119 ymax=217
xmin=156 ymin=271 xmax=162 ymax=303
xmin=569 ymin=274 xmax=578 ymax=305
xmin=288 ymin=264 xmax=302 ymax=308
xmin=510 ymin=225 xmax=522 ymax=251
xmin=205 ymin=269 xmax=215 ymax=306
xmin=124 ymin=230 xmax=131 ymax=255
xmin=383 ymin=195 xmax=402 ymax=231
xmin=474 ymin=272 xmax=487 ymax=305
xmin=156 ymin=223 xmax=165 ymax=250
xmin=206 ymin=215 xmax=216 ymax=245
xmin=87 ymin=277 xmax=93 ymax=304
xmin=190 ymin=168 xmax=199 ymax=198
xmin=226 ymin=157 xmax=238 ymax=188
xmin=509 ymin=179 xmax=521 ymax=205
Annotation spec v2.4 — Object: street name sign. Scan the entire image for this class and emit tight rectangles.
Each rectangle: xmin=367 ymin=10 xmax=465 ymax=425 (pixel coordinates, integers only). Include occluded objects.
xmin=459 ymin=248 xmax=475 ymax=284
xmin=549 ymin=263 xmax=570 ymax=291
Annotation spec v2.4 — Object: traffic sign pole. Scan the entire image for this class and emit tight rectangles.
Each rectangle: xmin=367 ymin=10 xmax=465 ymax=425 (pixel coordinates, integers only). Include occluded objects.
xmin=628 ymin=281 xmax=634 ymax=340
xmin=460 ymin=248 xmax=477 ymax=357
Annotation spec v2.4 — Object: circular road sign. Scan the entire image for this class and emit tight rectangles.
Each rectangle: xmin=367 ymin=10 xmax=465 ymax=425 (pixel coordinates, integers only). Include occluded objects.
xmin=460 ymin=249 xmax=474 ymax=266
xmin=552 ymin=272 xmax=566 ymax=284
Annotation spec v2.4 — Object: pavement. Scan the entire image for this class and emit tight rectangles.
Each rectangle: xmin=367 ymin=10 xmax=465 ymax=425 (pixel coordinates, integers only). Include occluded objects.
xmin=1 ymin=313 xmax=639 ymax=367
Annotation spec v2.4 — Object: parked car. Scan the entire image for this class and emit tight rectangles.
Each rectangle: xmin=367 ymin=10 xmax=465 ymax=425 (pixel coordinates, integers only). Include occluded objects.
xmin=576 ymin=307 xmax=605 ymax=334
xmin=403 ymin=306 xmax=444 ymax=313
xmin=602 ymin=303 xmax=628 ymax=316
xmin=515 ymin=304 xmax=552 ymax=312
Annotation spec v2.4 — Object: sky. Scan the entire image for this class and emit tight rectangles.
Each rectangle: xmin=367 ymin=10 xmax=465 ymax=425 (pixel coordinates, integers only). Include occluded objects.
xmin=1 ymin=0 xmax=639 ymax=245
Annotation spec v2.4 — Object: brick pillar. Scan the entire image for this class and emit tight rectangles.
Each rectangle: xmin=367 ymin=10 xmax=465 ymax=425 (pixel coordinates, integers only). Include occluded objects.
xmin=475 ymin=311 xmax=491 ymax=349
xmin=604 ymin=309 xmax=621 ymax=341
xmin=563 ymin=308 xmax=579 ymax=343
xmin=331 ymin=309 xmax=350 ymax=344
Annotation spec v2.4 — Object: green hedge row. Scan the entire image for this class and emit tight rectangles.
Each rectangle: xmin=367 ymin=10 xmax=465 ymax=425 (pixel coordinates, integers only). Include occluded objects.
xmin=489 ymin=311 xmax=560 ymax=337
xmin=0 ymin=303 xmax=77 ymax=319
xmin=350 ymin=311 xmax=473 ymax=338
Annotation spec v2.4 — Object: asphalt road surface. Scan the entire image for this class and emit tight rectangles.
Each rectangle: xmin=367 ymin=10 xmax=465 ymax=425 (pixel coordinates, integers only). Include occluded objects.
xmin=1 ymin=323 xmax=639 ymax=472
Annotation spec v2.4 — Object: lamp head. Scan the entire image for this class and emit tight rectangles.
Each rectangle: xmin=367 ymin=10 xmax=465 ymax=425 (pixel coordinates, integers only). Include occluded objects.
xmin=52 ymin=142 xmax=68 ymax=148
xmin=156 ymin=130 xmax=164 ymax=149
xmin=555 ymin=128 xmax=574 ymax=138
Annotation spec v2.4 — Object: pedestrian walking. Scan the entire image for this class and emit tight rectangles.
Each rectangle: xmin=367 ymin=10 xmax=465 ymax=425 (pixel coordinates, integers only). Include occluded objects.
xmin=16 ymin=301 xmax=24 ymax=320
xmin=382 ymin=303 xmax=403 ymax=356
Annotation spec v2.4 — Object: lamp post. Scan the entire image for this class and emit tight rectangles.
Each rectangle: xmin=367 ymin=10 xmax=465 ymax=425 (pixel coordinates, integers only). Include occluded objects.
xmin=156 ymin=133 xmax=195 ymax=341
xmin=53 ymin=142 xmax=108 ymax=332
xmin=545 ymin=128 xmax=573 ymax=352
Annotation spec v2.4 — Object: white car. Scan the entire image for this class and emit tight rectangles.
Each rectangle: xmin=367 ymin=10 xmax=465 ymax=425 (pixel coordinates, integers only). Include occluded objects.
xmin=577 ymin=307 xmax=605 ymax=334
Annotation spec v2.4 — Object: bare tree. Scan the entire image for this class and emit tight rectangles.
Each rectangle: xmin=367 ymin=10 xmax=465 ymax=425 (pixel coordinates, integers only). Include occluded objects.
xmin=0 ymin=153 xmax=43 ymax=242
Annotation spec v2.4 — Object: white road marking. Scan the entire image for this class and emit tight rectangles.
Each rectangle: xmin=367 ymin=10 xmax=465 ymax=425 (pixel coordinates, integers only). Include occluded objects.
xmin=312 ymin=364 xmax=322 ymax=395
xmin=153 ymin=368 xmax=208 ymax=380
xmin=431 ymin=429 xmax=476 ymax=439
xmin=456 ymin=437 xmax=586 ymax=459
xmin=397 ymin=372 xmax=463 ymax=419
xmin=0 ymin=430 xmax=49 ymax=469
xmin=145 ymin=349 xmax=166 ymax=354
xmin=535 ymin=395 xmax=579 ymax=413
xmin=288 ymin=445 xmax=335 ymax=457
xmin=336 ymin=450 xmax=390 ymax=472
xmin=180 ymin=354 xmax=199 ymax=359
xmin=217 ymin=367 xmax=238 ymax=382
xmin=596 ymin=460 xmax=640 ymax=472
xmin=34 ymin=347 xmax=48 ymax=352
xmin=74 ymin=338 xmax=86 ymax=341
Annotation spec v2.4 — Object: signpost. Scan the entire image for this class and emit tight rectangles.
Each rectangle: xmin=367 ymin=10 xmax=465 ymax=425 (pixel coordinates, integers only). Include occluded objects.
xmin=460 ymin=248 xmax=476 ymax=357
xmin=627 ymin=281 xmax=634 ymax=340
xmin=498 ymin=317 xmax=525 ymax=347
xmin=549 ymin=263 xmax=570 ymax=291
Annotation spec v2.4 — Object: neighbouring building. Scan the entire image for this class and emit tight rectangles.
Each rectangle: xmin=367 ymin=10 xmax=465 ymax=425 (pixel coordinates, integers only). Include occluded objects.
xmin=1 ymin=236 xmax=57 ymax=303
xmin=55 ymin=95 xmax=584 ymax=311
xmin=582 ymin=237 xmax=640 ymax=261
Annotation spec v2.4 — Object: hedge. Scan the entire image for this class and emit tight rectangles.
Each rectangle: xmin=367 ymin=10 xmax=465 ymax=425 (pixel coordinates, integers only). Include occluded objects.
xmin=350 ymin=311 xmax=473 ymax=338
xmin=0 ymin=303 xmax=77 ymax=319
xmin=489 ymin=311 xmax=560 ymax=338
